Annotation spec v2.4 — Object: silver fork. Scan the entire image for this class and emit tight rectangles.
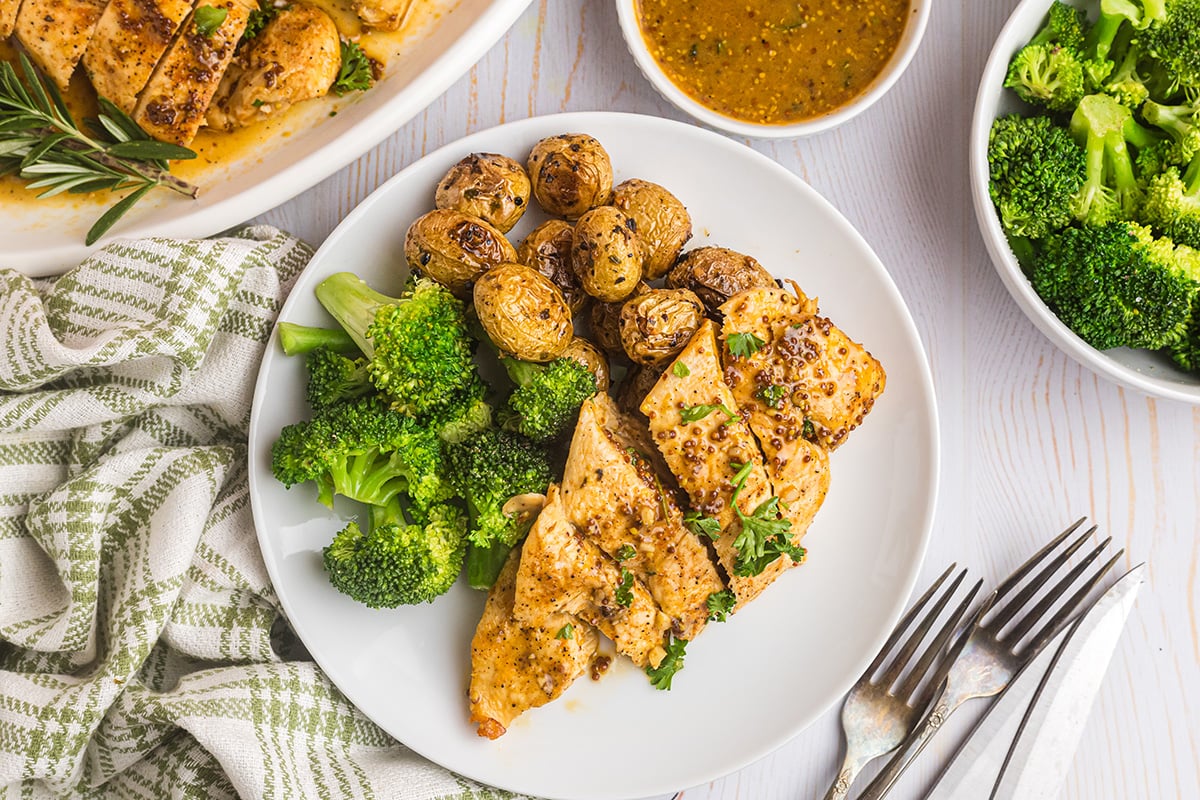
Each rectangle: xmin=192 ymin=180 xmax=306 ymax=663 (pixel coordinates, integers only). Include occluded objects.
xmin=856 ymin=517 xmax=1123 ymax=800
xmin=821 ymin=564 xmax=982 ymax=800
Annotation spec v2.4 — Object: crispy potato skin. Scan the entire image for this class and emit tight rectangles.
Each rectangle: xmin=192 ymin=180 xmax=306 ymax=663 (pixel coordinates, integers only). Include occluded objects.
xmin=666 ymin=246 xmax=777 ymax=311
xmin=589 ymin=281 xmax=649 ymax=357
xmin=518 ymin=220 xmax=589 ymax=314
xmin=612 ymin=179 xmax=692 ymax=280
xmin=527 ymin=133 xmax=614 ymax=219
xmin=474 ymin=263 xmax=574 ymax=362
xmin=572 ymin=206 xmax=644 ymax=303
xmin=619 ymin=288 xmax=705 ymax=366
xmin=436 ymin=153 xmax=532 ymax=233
xmin=404 ymin=209 xmax=518 ymax=297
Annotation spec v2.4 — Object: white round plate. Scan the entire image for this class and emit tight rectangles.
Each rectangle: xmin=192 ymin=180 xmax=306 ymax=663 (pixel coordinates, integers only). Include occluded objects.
xmin=3 ymin=0 xmax=532 ymax=277
xmin=970 ymin=0 xmax=1200 ymax=403
xmin=248 ymin=111 xmax=939 ymax=800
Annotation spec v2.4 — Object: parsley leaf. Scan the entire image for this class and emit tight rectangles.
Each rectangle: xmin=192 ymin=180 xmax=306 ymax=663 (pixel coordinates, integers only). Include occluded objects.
xmin=680 ymin=402 xmax=737 ymax=425
xmin=193 ymin=6 xmax=228 ymax=37
xmin=726 ymin=332 xmax=765 ymax=358
xmin=616 ymin=544 xmax=636 ymax=562
xmin=725 ymin=464 xmax=798 ymax=577
xmin=245 ymin=1 xmax=287 ymax=39
xmin=614 ymin=568 xmax=634 ymax=608
xmin=757 ymin=384 xmax=787 ymax=409
xmin=555 ymin=624 xmax=574 ymax=640
xmin=707 ymin=589 xmax=736 ymax=622
xmin=802 ymin=417 xmax=816 ymax=440
xmin=333 ymin=40 xmax=374 ymax=96
xmin=645 ymin=636 xmax=688 ymax=690
xmin=672 ymin=361 xmax=690 ymax=378
xmin=684 ymin=511 xmax=721 ymax=540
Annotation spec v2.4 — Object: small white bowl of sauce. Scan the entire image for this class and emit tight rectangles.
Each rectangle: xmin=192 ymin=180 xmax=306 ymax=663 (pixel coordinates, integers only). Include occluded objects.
xmin=616 ymin=0 xmax=929 ymax=138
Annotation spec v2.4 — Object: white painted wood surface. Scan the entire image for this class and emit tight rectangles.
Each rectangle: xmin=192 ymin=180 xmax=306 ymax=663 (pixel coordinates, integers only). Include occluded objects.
xmin=252 ymin=1 xmax=1200 ymax=797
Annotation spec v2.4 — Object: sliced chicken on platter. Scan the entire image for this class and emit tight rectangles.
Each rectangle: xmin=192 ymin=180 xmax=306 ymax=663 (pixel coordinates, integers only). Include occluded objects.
xmin=468 ymin=547 xmax=597 ymax=740
xmin=561 ymin=395 xmax=724 ymax=641
xmin=514 ymin=485 xmax=672 ymax=669
xmin=13 ymin=0 xmax=110 ymax=91
xmin=83 ymin=0 xmax=192 ymax=113
xmin=0 ymin=0 xmax=22 ymax=40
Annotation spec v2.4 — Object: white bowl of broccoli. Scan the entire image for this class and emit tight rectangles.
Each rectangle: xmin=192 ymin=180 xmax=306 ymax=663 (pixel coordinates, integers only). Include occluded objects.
xmin=971 ymin=0 xmax=1200 ymax=403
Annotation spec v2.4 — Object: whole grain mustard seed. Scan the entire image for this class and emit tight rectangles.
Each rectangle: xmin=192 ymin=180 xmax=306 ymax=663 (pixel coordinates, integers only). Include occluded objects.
xmin=636 ymin=0 xmax=910 ymax=124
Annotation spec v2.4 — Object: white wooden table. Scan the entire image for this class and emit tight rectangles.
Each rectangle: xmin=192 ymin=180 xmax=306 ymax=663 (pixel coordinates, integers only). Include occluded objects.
xmin=253 ymin=1 xmax=1200 ymax=797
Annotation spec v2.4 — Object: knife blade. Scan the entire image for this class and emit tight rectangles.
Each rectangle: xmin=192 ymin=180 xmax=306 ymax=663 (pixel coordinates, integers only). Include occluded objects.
xmin=988 ymin=562 xmax=1144 ymax=800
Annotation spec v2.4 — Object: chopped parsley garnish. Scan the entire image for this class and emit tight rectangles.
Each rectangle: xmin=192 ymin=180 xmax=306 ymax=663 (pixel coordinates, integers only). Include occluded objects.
xmin=680 ymin=402 xmax=738 ymax=425
xmin=193 ymin=6 xmax=228 ymax=37
xmin=684 ymin=511 xmax=721 ymax=540
xmin=757 ymin=384 xmax=787 ymax=409
xmin=645 ymin=636 xmax=687 ymax=690
xmin=616 ymin=544 xmax=636 ymax=562
xmin=726 ymin=332 xmax=765 ymax=358
xmin=729 ymin=460 xmax=754 ymax=488
xmin=333 ymin=40 xmax=374 ymax=96
xmin=726 ymin=462 xmax=797 ymax=576
xmin=615 ymin=568 xmax=634 ymax=608
xmin=555 ymin=624 xmax=574 ymax=640
xmin=802 ymin=417 xmax=816 ymax=440
xmin=672 ymin=361 xmax=691 ymax=378
xmin=251 ymin=99 xmax=265 ymax=108
xmin=707 ymin=590 xmax=736 ymax=622
xmin=244 ymin=1 xmax=287 ymax=39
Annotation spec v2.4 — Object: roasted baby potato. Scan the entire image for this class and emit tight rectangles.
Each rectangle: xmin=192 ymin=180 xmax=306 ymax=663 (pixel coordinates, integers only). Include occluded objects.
xmin=611 ymin=179 xmax=692 ymax=280
xmin=435 ymin=153 xmax=532 ymax=233
xmin=474 ymin=263 xmax=573 ymax=362
xmin=527 ymin=134 xmax=613 ymax=219
xmin=619 ymin=288 xmax=705 ymax=366
xmin=665 ymin=246 xmax=777 ymax=311
xmin=589 ymin=281 xmax=649 ymax=356
xmin=616 ymin=363 xmax=666 ymax=419
xmin=404 ymin=209 xmax=518 ymax=297
xmin=562 ymin=336 xmax=610 ymax=392
xmin=572 ymin=206 xmax=643 ymax=302
xmin=517 ymin=220 xmax=588 ymax=315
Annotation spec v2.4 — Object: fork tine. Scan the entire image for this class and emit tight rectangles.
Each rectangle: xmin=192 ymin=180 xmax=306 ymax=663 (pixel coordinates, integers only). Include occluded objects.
xmin=896 ymin=576 xmax=984 ymax=705
xmin=1001 ymin=536 xmax=1112 ymax=646
xmin=878 ymin=568 xmax=969 ymax=687
xmin=863 ymin=563 xmax=957 ymax=678
xmin=990 ymin=517 xmax=1087 ymax=607
xmin=1021 ymin=548 xmax=1124 ymax=655
xmin=987 ymin=524 xmax=1096 ymax=632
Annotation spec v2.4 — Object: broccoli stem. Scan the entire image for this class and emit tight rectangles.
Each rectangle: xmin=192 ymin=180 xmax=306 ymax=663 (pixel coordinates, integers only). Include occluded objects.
xmin=466 ymin=540 xmax=512 ymax=590
xmin=314 ymin=272 xmax=400 ymax=357
xmin=277 ymin=322 xmax=359 ymax=356
xmin=1086 ymin=11 xmax=1125 ymax=61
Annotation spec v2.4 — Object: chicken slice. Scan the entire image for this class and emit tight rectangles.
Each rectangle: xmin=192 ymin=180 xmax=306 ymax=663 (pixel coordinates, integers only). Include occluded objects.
xmin=13 ymin=0 xmax=110 ymax=92
xmin=641 ymin=320 xmax=796 ymax=606
xmin=514 ymin=485 xmax=672 ymax=669
xmin=560 ymin=395 xmax=724 ymax=642
xmin=0 ymin=0 xmax=22 ymax=40
xmin=468 ymin=546 xmax=597 ymax=740
xmin=132 ymin=0 xmax=253 ymax=145
xmin=82 ymin=0 xmax=192 ymax=114
xmin=205 ymin=3 xmax=340 ymax=131
xmin=719 ymin=284 xmax=886 ymax=451
xmin=353 ymin=0 xmax=413 ymax=31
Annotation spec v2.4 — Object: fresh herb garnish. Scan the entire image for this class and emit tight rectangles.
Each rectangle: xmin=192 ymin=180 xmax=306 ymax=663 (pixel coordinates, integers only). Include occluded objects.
xmin=726 ymin=461 xmax=798 ymax=576
xmin=726 ymin=332 xmax=765 ymax=358
xmin=333 ymin=40 xmax=374 ymax=95
xmin=680 ymin=402 xmax=738 ymax=425
xmin=757 ymin=384 xmax=787 ymax=409
xmin=645 ymin=635 xmax=688 ymax=690
xmin=193 ymin=5 xmax=228 ymax=37
xmin=555 ymin=624 xmax=574 ymax=640
xmin=672 ymin=361 xmax=691 ymax=378
xmin=245 ymin=0 xmax=288 ymax=39
xmin=616 ymin=544 xmax=636 ymax=562
xmin=707 ymin=589 xmax=736 ymax=622
xmin=684 ymin=511 xmax=721 ymax=540
xmin=0 ymin=55 xmax=198 ymax=245
xmin=615 ymin=568 xmax=634 ymax=608
xmin=802 ymin=417 xmax=816 ymax=440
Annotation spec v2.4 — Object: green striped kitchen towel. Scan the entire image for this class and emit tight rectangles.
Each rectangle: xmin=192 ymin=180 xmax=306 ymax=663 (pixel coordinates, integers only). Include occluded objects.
xmin=0 ymin=227 xmax=521 ymax=800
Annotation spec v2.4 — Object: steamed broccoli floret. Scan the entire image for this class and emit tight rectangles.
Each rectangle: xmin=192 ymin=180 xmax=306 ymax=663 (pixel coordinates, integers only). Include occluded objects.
xmin=305 ymin=347 xmax=371 ymax=410
xmin=1136 ymin=0 xmax=1200 ymax=95
xmin=1031 ymin=221 xmax=1199 ymax=349
xmin=312 ymin=273 xmax=478 ymax=418
xmin=271 ymin=396 xmax=452 ymax=512
xmin=276 ymin=322 xmax=359 ymax=356
xmin=445 ymin=429 xmax=554 ymax=587
xmin=498 ymin=358 xmax=598 ymax=442
xmin=1100 ymin=29 xmax=1154 ymax=108
xmin=1143 ymin=157 xmax=1200 ymax=247
xmin=1085 ymin=0 xmax=1166 ymax=67
xmin=989 ymin=114 xmax=1088 ymax=238
xmin=429 ymin=374 xmax=494 ymax=444
xmin=323 ymin=498 xmax=467 ymax=607
xmin=1169 ymin=303 xmax=1200 ymax=371
xmin=1069 ymin=93 xmax=1160 ymax=225
xmin=1005 ymin=2 xmax=1090 ymax=110
xmin=1142 ymin=99 xmax=1200 ymax=165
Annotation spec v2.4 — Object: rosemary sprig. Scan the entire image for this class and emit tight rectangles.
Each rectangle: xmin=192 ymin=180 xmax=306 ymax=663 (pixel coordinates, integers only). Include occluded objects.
xmin=0 ymin=53 xmax=199 ymax=245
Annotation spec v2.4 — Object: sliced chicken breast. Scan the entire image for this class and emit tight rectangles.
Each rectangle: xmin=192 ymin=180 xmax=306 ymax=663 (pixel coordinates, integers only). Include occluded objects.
xmin=13 ymin=0 xmax=110 ymax=91
xmin=641 ymin=320 xmax=796 ymax=606
xmin=206 ymin=3 xmax=340 ymax=131
xmin=719 ymin=284 xmax=886 ymax=452
xmin=514 ymin=485 xmax=672 ymax=669
xmin=468 ymin=547 xmax=597 ymax=740
xmin=0 ymin=0 xmax=23 ymax=40
xmin=561 ymin=395 xmax=724 ymax=641
xmin=132 ymin=0 xmax=252 ymax=145
xmin=82 ymin=0 xmax=192 ymax=113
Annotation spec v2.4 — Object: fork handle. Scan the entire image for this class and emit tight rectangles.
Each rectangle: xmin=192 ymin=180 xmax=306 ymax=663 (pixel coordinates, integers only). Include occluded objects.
xmin=854 ymin=696 xmax=956 ymax=800
xmin=821 ymin=748 xmax=873 ymax=800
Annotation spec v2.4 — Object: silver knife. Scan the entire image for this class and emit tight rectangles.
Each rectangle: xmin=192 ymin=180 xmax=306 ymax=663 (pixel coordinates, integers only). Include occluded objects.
xmin=990 ymin=563 xmax=1144 ymax=799
xmin=924 ymin=563 xmax=1144 ymax=799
